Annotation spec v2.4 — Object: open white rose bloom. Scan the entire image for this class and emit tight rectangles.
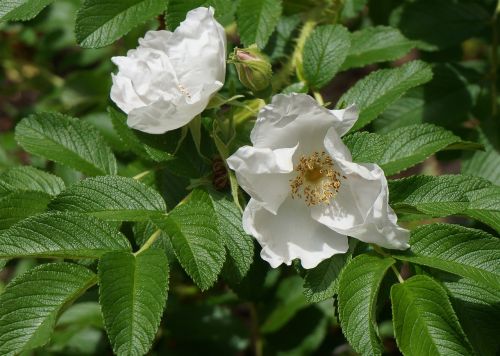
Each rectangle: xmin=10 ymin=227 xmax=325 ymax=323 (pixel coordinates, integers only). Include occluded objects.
xmin=110 ymin=7 xmax=226 ymax=134
xmin=227 ymin=94 xmax=410 ymax=269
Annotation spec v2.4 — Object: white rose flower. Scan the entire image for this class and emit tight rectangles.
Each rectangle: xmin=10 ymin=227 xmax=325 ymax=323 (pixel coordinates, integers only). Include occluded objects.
xmin=110 ymin=7 xmax=226 ymax=134
xmin=227 ymin=93 xmax=409 ymax=269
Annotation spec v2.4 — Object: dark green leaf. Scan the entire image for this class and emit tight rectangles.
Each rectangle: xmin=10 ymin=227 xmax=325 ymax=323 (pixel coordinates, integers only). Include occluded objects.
xmin=0 ymin=166 xmax=65 ymax=196
xmin=338 ymin=60 xmax=433 ymax=131
xmin=50 ymin=176 xmax=166 ymax=221
xmin=75 ymin=0 xmax=167 ymax=48
xmin=462 ymin=128 xmax=500 ymax=185
xmin=338 ymin=254 xmax=395 ymax=356
xmin=15 ymin=112 xmax=117 ymax=176
xmin=0 ymin=0 xmax=54 ymax=22
xmin=394 ymin=224 xmax=500 ymax=290
xmin=391 ymin=275 xmax=473 ymax=355
xmin=0 ymin=191 xmax=52 ymax=230
xmin=0 ymin=263 xmax=96 ymax=355
xmin=0 ymin=212 xmax=131 ymax=259
xmin=99 ymin=249 xmax=169 ymax=356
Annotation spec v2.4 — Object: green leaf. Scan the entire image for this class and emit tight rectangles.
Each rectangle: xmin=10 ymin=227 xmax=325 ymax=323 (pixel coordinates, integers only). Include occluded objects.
xmin=341 ymin=26 xmax=414 ymax=70
xmin=0 ymin=212 xmax=131 ymax=259
xmin=99 ymin=249 xmax=169 ymax=356
xmin=50 ymin=176 xmax=166 ymax=221
xmin=0 ymin=0 xmax=54 ymax=22
xmin=391 ymin=275 xmax=473 ymax=355
xmin=0 ymin=191 xmax=52 ymax=230
xmin=391 ymin=0 xmax=490 ymax=51
xmin=303 ymin=240 xmax=356 ymax=303
xmin=394 ymin=224 xmax=500 ymax=290
xmin=0 ymin=166 xmax=65 ymax=196
xmin=389 ymin=174 xmax=487 ymax=215
xmin=337 ymin=60 xmax=433 ymax=131
xmin=15 ymin=112 xmax=117 ymax=176
xmin=303 ymin=24 xmax=350 ymax=89
xmin=154 ymin=189 xmax=225 ymax=290
xmin=344 ymin=124 xmax=474 ymax=175
xmin=209 ymin=193 xmax=254 ymax=283
xmin=338 ymin=254 xmax=395 ymax=355
xmin=439 ymin=274 xmax=500 ymax=356
xmin=75 ymin=0 xmax=167 ymax=48
xmin=462 ymin=128 xmax=500 ymax=185
xmin=166 ymin=0 xmax=236 ymax=30
xmin=0 ymin=263 xmax=96 ymax=355
xmin=465 ymin=185 xmax=500 ymax=233
xmin=237 ymin=0 xmax=282 ymax=48
xmin=378 ymin=124 xmax=463 ymax=175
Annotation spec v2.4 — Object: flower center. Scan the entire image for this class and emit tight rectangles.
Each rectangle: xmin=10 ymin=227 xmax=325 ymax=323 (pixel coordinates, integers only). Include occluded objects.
xmin=290 ymin=151 xmax=344 ymax=206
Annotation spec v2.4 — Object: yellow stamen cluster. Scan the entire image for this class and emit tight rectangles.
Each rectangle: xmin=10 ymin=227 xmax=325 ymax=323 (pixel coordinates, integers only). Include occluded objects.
xmin=290 ymin=151 xmax=344 ymax=206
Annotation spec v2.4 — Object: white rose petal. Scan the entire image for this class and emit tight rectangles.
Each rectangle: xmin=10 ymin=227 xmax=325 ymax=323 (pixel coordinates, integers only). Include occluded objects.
xmin=110 ymin=7 xmax=226 ymax=134
xmin=228 ymin=93 xmax=410 ymax=269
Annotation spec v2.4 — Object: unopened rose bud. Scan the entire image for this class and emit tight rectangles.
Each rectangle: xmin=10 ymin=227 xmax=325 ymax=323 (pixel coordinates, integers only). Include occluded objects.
xmin=231 ymin=46 xmax=272 ymax=94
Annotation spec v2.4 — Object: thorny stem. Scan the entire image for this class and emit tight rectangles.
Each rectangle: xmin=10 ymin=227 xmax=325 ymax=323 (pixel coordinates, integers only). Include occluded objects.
xmin=372 ymin=245 xmax=405 ymax=283
xmin=134 ymin=229 xmax=162 ymax=256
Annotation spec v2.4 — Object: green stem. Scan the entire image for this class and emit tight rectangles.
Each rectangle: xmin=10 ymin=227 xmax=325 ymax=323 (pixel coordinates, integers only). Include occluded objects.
xmin=313 ymin=90 xmax=325 ymax=105
xmin=248 ymin=303 xmax=263 ymax=356
xmin=132 ymin=170 xmax=152 ymax=180
xmin=492 ymin=1 xmax=499 ymax=115
xmin=134 ymin=229 xmax=162 ymax=256
xmin=372 ymin=245 xmax=404 ymax=283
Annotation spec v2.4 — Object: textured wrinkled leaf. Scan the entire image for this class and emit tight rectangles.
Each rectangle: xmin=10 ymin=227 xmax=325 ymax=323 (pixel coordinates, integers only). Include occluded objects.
xmin=0 ymin=191 xmax=52 ymax=230
xmin=394 ymin=224 xmax=500 ymax=290
xmin=391 ymin=275 xmax=473 ymax=355
xmin=462 ymin=128 xmax=500 ymax=185
xmin=338 ymin=254 xmax=395 ymax=356
xmin=303 ymin=241 xmax=356 ymax=303
xmin=0 ymin=263 xmax=96 ymax=355
xmin=342 ymin=26 xmax=414 ymax=70
xmin=439 ymin=274 xmax=500 ymax=356
xmin=75 ymin=0 xmax=167 ymax=48
xmin=15 ymin=113 xmax=117 ymax=176
xmin=0 ymin=166 xmax=65 ymax=196
xmin=0 ymin=0 xmax=53 ymax=22
xmin=379 ymin=124 xmax=463 ymax=175
xmin=0 ymin=212 xmax=131 ymax=259
xmin=337 ymin=60 xmax=433 ymax=131
xmin=154 ymin=189 xmax=225 ymax=290
xmin=166 ymin=0 xmax=236 ymax=29
xmin=392 ymin=0 xmax=489 ymax=51
xmin=465 ymin=185 xmax=500 ymax=233
xmin=50 ymin=176 xmax=166 ymax=221
xmin=267 ymin=15 xmax=301 ymax=60
xmin=237 ymin=0 xmax=282 ymax=48
xmin=209 ymin=193 xmax=254 ymax=283
xmin=99 ymin=249 xmax=169 ymax=356
xmin=344 ymin=124 xmax=473 ymax=175
xmin=303 ymin=24 xmax=350 ymax=88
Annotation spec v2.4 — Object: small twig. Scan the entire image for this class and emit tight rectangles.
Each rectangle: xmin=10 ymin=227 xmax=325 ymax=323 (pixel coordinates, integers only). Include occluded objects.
xmin=134 ymin=229 xmax=162 ymax=256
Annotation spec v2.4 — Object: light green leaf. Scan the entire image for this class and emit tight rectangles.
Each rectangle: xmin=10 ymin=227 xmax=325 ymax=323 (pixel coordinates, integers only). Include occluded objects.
xmin=394 ymin=224 xmax=500 ymax=290
xmin=50 ymin=176 xmax=166 ymax=221
xmin=0 ymin=191 xmax=52 ymax=230
xmin=0 ymin=212 xmax=131 ymax=259
xmin=0 ymin=0 xmax=54 ymax=22
xmin=75 ymin=0 xmax=167 ymax=48
xmin=154 ymin=189 xmax=225 ymax=290
xmin=303 ymin=241 xmax=356 ymax=303
xmin=439 ymin=274 xmax=500 ymax=356
xmin=338 ymin=254 xmax=395 ymax=356
xmin=379 ymin=124 xmax=464 ymax=175
xmin=209 ymin=193 xmax=254 ymax=283
xmin=342 ymin=131 xmax=386 ymax=163
xmin=15 ymin=112 xmax=117 ymax=176
xmin=0 ymin=263 xmax=96 ymax=356
xmin=0 ymin=166 xmax=65 ymax=196
xmin=237 ymin=0 xmax=282 ymax=48
xmin=342 ymin=26 xmax=414 ymax=70
xmin=337 ymin=60 xmax=433 ymax=131
xmin=99 ymin=249 xmax=169 ymax=356
xmin=303 ymin=24 xmax=350 ymax=89
xmin=391 ymin=275 xmax=473 ymax=355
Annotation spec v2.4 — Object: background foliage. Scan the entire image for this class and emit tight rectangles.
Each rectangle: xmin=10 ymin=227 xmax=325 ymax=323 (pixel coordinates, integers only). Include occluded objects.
xmin=0 ymin=0 xmax=499 ymax=355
